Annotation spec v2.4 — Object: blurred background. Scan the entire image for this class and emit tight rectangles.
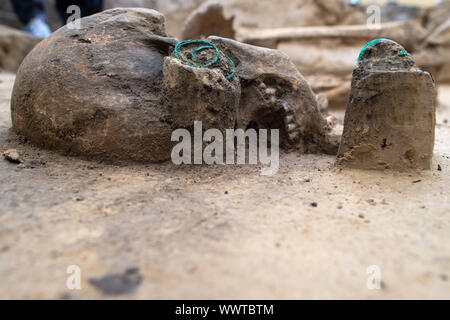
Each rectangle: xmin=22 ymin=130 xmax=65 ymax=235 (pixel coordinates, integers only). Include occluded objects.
xmin=0 ymin=0 xmax=449 ymax=110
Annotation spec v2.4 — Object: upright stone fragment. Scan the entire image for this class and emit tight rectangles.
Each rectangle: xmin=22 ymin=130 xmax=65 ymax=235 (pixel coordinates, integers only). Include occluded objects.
xmin=337 ymin=39 xmax=437 ymax=170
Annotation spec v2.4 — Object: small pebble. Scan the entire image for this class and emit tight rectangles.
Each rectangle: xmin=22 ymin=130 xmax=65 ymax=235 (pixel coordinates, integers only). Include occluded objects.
xmin=3 ymin=149 xmax=22 ymax=163
xmin=89 ymin=267 xmax=142 ymax=296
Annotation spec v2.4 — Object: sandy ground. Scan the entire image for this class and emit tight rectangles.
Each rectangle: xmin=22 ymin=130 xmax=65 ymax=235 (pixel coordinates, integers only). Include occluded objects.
xmin=0 ymin=72 xmax=449 ymax=299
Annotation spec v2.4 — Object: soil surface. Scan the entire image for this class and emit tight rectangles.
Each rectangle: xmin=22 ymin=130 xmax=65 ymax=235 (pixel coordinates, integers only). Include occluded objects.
xmin=0 ymin=73 xmax=449 ymax=299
